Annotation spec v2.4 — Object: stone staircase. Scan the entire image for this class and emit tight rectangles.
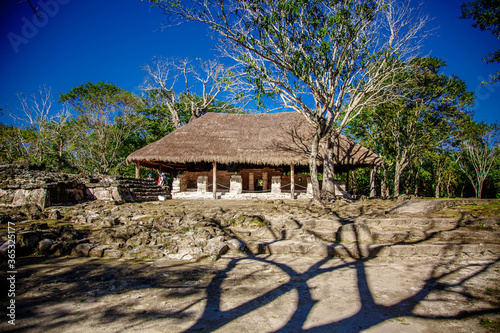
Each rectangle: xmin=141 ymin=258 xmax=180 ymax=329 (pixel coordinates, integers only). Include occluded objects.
xmin=224 ymin=211 xmax=500 ymax=259
xmin=86 ymin=176 xmax=171 ymax=203
xmin=113 ymin=176 xmax=171 ymax=202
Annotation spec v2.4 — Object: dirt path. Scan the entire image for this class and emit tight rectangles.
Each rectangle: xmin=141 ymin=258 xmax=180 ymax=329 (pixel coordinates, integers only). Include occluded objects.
xmin=1 ymin=253 xmax=499 ymax=332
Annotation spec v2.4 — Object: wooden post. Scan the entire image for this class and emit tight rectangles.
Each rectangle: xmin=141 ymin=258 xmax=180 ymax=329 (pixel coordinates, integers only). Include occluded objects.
xmin=248 ymin=172 xmax=254 ymax=191
xmin=212 ymin=161 xmax=217 ymax=200
xmin=370 ymin=166 xmax=377 ymax=198
xmin=290 ymin=164 xmax=295 ymax=199
xmin=135 ymin=162 xmax=140 ymax=179
xmin=346 ymin=166 xmax=350 ymax=192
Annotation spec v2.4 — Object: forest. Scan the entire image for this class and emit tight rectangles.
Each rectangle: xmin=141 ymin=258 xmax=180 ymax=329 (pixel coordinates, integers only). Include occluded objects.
xmin=1 ymin=0 xmax=499 ymax=200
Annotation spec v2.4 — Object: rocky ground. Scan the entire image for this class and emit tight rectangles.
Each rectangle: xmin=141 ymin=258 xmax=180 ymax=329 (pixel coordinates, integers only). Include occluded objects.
xmin=1 ymin=198 xmax=499 ymax=332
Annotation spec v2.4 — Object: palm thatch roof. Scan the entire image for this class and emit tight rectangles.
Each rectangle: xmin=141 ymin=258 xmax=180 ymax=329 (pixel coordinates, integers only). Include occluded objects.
xmin=126 ymin=112 xmax=381 ymax=169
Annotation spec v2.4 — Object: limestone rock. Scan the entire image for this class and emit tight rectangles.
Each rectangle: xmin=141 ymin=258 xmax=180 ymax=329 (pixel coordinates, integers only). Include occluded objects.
xmin=89 ymin=245 xmax=111 ymax=257
xmin=206 ymin=236 xmax=229 ymax=258
xmin=338 ymin=223 xmax=373 ymax=244
xmin=48 ymin=210 xmax=63 ymax=220
xmin=103 ymin=249 xmax=123 ymax=258
xmin=38 ymin=238 xmax=54 ymax=254
xmin=72 ymin=243 xmax=93 ymax=257
xmin=227 ymin=238 xmax=246 ymax=252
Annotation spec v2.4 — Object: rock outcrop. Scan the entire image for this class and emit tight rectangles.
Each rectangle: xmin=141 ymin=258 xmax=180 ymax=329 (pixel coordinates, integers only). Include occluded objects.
xmin=0 ymin=163 xmax=170 ymax=208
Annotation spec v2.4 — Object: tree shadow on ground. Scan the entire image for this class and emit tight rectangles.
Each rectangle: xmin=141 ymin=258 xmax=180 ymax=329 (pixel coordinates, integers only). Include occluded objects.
xmin=1 ymin=249 xmax=498 ymax=332
xmin=1 ymin=207 xmax=499 ymax=332
xmin=184 ymin=253 xmax=499 ymax=332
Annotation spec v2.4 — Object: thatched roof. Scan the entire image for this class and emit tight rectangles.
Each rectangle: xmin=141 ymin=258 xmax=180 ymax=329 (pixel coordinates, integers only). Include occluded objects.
xmin=126 ymin=112 xmax=381 ymax=169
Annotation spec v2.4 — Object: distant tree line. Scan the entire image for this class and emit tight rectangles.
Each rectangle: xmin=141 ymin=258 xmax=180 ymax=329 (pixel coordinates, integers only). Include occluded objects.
xmin=0 ymin=58 xmax=244 ymax=177
xmin=1 ymin=0 xmax=499 ymax=199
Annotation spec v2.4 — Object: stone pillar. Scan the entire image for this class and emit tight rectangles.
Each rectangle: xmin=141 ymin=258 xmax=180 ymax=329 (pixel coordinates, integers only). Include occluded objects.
xmin=307 ymin=177 xmax=313 ymax=195
xmin=135 ymin=162 xmax=140 ymax=179
xmin=172 ymin=174 xmax=182 ymax=193
xmin=230 ymin=175 xmax=242 ymax=195
xmin=262 ymin=172 xmax=268 ymax=191
xmin=197 ymin=175 xmax=208 ymax=193
xmin=334 ymin=181 xmax=347 ymax=196
xmin=290 ymin=164 xmax=295 ymax=199
xmin=212 ymin=161 xmax=217 ymax=200
xmin=271 ymin=176 xmax=281 ymax=194
xmin=370 ymin=166 xmax=377 ymax=198
xmin=248 ymin=172 xmax=255 ymax=191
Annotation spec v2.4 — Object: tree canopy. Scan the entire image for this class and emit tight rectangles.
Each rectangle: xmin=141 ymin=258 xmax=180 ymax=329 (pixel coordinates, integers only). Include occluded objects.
xmin=460 ymin=0 xmax=500 ymax=83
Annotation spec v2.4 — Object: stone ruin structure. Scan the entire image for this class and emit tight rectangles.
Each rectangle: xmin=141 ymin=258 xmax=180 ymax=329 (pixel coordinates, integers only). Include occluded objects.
xmin=0 ymin=163 xmax=170 ymax=209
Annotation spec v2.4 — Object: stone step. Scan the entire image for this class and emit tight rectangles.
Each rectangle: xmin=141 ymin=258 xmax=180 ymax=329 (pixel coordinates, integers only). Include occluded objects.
xmin=282 ymin=228 xmax=337 ymax=242
xmin=372 ymin=230 xmax=500 ymax=244
xmin=132 ymin=182 xmax=165 ymax=188
xmin=248 ymin=240 xmax=500 ymax=259
xmin=272 ymin=218 xmax=343 ymax=230
xmin=356 ymin=217 xmax=497 ymax=230
xmin=135 ymin=195 xmax=170 ymax=202
xmin=228 ymin=226 xmax=338 ymax=244
xmin=129 ymin=188 xmax=169 ymax=195
xmin=249 ymin=239 xmax=336 ymax=257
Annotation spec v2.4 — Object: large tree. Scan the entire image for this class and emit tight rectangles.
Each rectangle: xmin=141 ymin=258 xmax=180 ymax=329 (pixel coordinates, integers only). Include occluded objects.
xmin=59 ymin=82 xmax=142 ymax=175
xmin=348 ymin=57 xmax=474 ymax=197
xmin=10 ymin=85 xmax=73 ymax=170
xmin=460 ymin=0 xmax=500 ymax=83
xmin=457 ymin=119 xmax=500 ymax=198
xmin=150 ymin=0 xmax=430 ymax=200
xmin=141 ymin=57 xmax=246 ymax=130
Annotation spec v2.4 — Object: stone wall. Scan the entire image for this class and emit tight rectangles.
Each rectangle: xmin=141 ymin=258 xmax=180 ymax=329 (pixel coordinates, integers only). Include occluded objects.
xmin=0 ymin=164 xmax=89 ymax=208
xmin=0 ymin=164 xmax=170 ymax=208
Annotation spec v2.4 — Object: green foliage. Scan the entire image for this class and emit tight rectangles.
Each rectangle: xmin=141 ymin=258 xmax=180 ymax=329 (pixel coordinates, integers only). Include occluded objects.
xmin=0 ymin=123 xmax=23 ymax=162
xmin=59 ymin=82 xmax=143 ymax=175
xmin=348 ymin=57 xmax=474 ymax=197
xmin=460 ymin=0 xmax=500 ymax=83
xmin=457 ymin=120 xmax=500 ymax=198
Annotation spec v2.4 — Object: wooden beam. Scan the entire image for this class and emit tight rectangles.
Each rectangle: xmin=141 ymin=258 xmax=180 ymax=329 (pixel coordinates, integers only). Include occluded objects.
xmin=212 ymin=161 xmax=217 ymax=200
xmin=290 ymin=164 xmax=295 ymax=199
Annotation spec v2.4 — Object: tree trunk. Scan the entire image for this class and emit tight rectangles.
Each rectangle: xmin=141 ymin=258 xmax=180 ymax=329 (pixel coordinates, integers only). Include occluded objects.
xmin=308 ymin=133 xmax=321 ymax=202
xmin=321 ymin=139 xmax=336 ymax=198
xmin=394 ymin=162 xmax=403 ymax=198
xmin=381 ymin=165 xmax=389 ymax=198
xmin=370 ymin=166 xmax=377 ymax=198
xmin=435 ymin=176 xmax=441 ymax=198
xmin=476 ymin=179 xmax=483 ymax=199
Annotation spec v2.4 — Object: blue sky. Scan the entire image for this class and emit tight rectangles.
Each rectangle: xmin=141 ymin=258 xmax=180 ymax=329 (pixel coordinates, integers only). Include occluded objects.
xmin=1 ymin=0 xmax=499 ymax=125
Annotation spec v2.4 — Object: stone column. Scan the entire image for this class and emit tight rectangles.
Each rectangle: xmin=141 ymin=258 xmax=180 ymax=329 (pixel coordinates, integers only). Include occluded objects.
xmin=172 ymin=174 xmax=182 ymax=193
xmin=290 ymin=164 xmax=295 ymax=199
xmin=370 ymin=166 xmax=377 ymax=198
xmin=248 ymin=172 xmax=255 ymax=191
xmin=197 ymin=175 xmax=208 ymax=193
xmin=271 ymin=176 xmax=281 ymax=194
xmin=262 ymin=172 xmax=268 ymax=191
xmin=230 ymin=175 xmax=242 ymax=195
